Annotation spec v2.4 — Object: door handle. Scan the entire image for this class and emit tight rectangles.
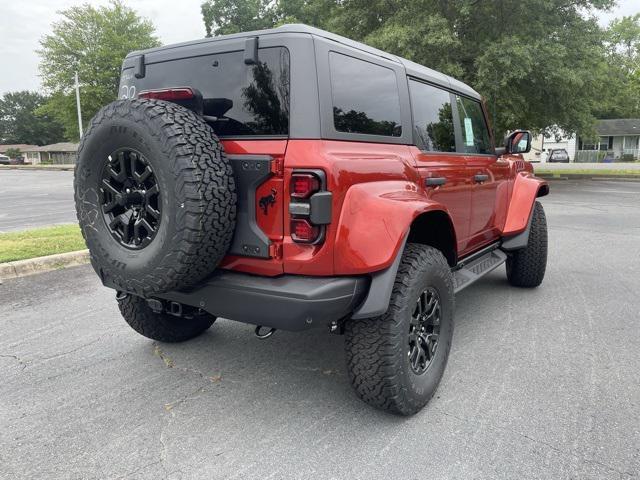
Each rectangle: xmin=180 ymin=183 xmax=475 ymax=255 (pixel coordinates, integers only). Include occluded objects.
xmin=425 ymin=177 xmax=446 ymax=187
xmin=474 ymin=174 xmax=489 ymax=183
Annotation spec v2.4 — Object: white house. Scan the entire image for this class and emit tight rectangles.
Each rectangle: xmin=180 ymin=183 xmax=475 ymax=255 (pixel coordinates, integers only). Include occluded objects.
xmin=576 ymin=119 xmax=640 ymax=162
xmin=524 ymin=129 xmax=577 ymax=163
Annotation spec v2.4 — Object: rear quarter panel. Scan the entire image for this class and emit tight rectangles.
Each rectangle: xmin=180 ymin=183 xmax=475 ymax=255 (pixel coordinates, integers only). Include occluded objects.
xmin=282 ymin=140 xmax=456 ymax=275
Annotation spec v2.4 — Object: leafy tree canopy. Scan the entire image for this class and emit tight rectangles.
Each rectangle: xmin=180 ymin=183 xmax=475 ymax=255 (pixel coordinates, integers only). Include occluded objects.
xmin=201 ymin=0 xmax=630 ymax=137
xmin=0 ymin=91 xmax=64 ymax=145
xmin=5 ymin=148 xmax=21 ymax=158
xmin=38 ymin=0 xmax=160 ymax=140
xmin=597 ymin=14 xmax=640 ymax=120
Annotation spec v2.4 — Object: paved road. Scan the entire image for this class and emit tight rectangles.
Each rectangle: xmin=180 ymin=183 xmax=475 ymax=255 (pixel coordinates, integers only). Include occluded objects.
xmin=534 ymin=162 xmax=640 ymax=171
xmin=0 ymin=170 xmax=75 ymax=232
xmin=1 ymin=180 xmax=639 ymax=479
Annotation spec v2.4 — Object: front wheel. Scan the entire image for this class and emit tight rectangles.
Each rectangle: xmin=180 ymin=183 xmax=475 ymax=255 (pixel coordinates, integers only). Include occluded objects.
xmin=344 ymin=244 xmax=454 ymax=416
xmin=506 ymin=201 xmax=548 ymax=288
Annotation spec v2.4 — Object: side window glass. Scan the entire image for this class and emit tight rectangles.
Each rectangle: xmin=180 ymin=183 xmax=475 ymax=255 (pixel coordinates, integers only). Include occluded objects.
xmin=329 ymin=52 xmax=402 ymax=137
xmin=455 ymin=96 xmax=492 ymax=154
xmin=408 ymin=79 xmax=455 ymax=152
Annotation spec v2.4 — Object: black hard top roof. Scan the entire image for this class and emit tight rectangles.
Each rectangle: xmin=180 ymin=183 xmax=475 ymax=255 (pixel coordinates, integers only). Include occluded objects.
xmin=127 ymin=24 xmax=481 ymax=100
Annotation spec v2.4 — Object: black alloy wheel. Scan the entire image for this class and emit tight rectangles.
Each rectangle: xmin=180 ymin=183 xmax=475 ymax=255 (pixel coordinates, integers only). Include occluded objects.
xmin=344 ymin=244 xmax=454 ymax=415
xmin=408 ymin=287 xmax=441 ymax=375
xmin=100 ymin=148 xmax=161 ymax=249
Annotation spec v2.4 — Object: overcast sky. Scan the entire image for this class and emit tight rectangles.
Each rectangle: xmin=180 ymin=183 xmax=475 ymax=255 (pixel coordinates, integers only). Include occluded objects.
xmin=1 ymin=0 xmax=639 ymax=96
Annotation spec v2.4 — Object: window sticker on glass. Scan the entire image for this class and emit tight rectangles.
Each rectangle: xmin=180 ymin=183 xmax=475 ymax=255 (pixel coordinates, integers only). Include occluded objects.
xmin=464 ymin=117 xmax=474 ymax=146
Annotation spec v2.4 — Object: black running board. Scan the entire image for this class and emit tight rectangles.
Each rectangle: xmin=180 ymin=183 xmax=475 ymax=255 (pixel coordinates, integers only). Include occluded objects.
xmin=453 ymin=247 xmax=507 ymax=294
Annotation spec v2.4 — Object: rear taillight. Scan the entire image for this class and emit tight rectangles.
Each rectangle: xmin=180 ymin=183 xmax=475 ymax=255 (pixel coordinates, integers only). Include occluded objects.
xmin=289 ymin=170 xmax=330 ymax=244
xmin=291 ymin=218 xmax=320 ymax=243
xmin=138 ymin=88 xmax=195 ymax=101
xmin=291 ymin=173 xmax=321 ymax=199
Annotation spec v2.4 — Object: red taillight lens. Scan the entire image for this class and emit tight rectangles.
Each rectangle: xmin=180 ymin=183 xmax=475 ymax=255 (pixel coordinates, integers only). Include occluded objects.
xmin=291 ymin=218 xmax=320 ymax=243
xmin=291 ymin=173 xmax=320 ymax=199
xmin=138 ymin=88 xmax=195 ymax=101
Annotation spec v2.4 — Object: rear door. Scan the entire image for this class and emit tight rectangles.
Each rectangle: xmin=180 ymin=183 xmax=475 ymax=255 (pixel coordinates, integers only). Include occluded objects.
xmin=408 ymin=78 xmax=474 ymax=254
xmin=453 ymin=95 xmax=510 ymax=250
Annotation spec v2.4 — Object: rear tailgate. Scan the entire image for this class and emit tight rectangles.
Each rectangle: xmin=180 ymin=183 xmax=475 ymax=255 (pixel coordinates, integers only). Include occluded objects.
xmin=218 ymin=139 xmax=287 ymax=276
xmin=119 ymin=44 xmax=292 ymax=275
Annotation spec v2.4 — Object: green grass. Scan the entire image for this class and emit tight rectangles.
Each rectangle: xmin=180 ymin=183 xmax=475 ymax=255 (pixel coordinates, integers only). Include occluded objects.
xmin=534 ymin=168 xmax=640 ymax=176
xmin=0 ymin=224 xmax=86 ymax=263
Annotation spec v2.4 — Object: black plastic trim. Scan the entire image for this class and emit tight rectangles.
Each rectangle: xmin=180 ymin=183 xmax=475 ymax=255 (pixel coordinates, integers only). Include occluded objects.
xmin=501 ymin=208 xmax=534 ymax=251
xmin=425 ymin=177 xmax=446 ymax=187
xmin=134 ymin=55 xmax=145 ymax=79
xmin=309 ymin=191 xmax=332 ymax=224
xmin=351 ymin=233 xmax=408 ymax=319
xmin=244 ymin=37 xmax=259 ymax=64
xmin=227 ymin=154 xmax=272 ymax=258
xmin=289 ymin=202 xmax=310 ymax=216
xmin=156 ymin=271 xmax=370 ymax=331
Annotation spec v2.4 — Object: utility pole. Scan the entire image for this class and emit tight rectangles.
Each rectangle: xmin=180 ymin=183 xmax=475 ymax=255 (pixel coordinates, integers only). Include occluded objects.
xmin=74 ymin=72 xmax=83 ymax=138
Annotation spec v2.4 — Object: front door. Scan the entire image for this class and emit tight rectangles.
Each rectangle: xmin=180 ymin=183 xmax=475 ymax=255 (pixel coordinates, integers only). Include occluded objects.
xmin=453 ymin=95 xmax=509 ymax=251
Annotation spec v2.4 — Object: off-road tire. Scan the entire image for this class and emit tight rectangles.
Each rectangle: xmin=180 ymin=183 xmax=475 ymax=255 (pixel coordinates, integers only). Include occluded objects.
xmin=345 ymin=244 xmax=454 ymax=416
xmin=75 ymin=99 xmax=236 ymax=297
xmin=117 ymin=294 xmax=216 ymax=343
xmin=506 ymin=201 xmax=547 ymax=288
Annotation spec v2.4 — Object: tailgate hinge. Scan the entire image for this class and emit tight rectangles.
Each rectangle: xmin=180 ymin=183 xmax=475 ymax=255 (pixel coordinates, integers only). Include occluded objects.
xmin=268 ymin=242 xmax=283 ymax=259
xmin=270 ymin=157 xmax=284 ymax=177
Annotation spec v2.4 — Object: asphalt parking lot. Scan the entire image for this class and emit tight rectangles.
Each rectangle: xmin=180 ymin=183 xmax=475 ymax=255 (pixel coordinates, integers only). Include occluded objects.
xmin=1 ymin=179 xmax=639 ymax=479
xmin=0 ymin=170 xmax=75 ymax=232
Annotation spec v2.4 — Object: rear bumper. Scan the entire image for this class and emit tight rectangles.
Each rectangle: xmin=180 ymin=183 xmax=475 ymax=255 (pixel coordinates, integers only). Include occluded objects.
xmin=156 ymin=270 xmax=369 ymax=331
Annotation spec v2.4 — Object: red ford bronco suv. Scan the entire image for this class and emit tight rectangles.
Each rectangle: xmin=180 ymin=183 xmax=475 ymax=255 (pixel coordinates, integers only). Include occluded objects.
xmin=75 ymin=24 xmax=548 ymax=415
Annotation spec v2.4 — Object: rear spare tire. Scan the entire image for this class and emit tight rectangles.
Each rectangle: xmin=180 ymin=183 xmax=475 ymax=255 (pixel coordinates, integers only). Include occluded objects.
xmin=75 ymin=99 xmax=236 ymax=296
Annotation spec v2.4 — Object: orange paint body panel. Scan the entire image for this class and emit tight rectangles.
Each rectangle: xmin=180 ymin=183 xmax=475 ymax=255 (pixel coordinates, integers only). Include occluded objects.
xmin=218 ymin=138 xmax=546 ymax=277
xmin=282 ymin=140 xmax=422 ymax=275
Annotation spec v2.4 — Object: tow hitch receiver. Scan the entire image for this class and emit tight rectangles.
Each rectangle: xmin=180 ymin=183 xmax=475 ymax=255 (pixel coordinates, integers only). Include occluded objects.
xmin=145 ymin=298 xmax=203 ymax=319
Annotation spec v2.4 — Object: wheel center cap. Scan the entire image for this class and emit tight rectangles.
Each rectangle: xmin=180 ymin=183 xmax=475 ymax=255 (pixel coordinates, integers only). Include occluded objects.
xmin=124 ymin=190 xmax=145 ymax=206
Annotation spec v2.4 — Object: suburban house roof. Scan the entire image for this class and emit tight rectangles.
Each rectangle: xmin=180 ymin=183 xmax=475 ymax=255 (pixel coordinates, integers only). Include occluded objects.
xmin=0 ymin=144 xmax=39 ymax=153
xmin=34 ymin=142 xmax=78 ymax=152
xmin=596 ymin=119 xmax=640 ymax=136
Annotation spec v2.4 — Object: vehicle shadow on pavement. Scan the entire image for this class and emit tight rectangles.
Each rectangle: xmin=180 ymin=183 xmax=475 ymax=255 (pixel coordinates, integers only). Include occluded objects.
xmin=122 ymin=271 xmax=516 ymax=425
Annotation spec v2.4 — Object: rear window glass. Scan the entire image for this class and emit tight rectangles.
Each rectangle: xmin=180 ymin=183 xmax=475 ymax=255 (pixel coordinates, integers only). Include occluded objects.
xmin=409 ymin=79 xmax=455 ymax=152
xmin=136 ymin=47 xmax=290 ymax=136
xmin=329 ymin=52 xmax=402 ymax=137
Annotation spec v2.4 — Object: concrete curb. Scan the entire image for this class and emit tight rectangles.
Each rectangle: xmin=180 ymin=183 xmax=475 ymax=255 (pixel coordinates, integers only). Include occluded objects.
xmin=0 ymin=164 xmax=75 ymax=171
xmin=537 ymin=173 xmax=640 ymax=181
xmin=0 ymin=250 xmax=89 ymax=283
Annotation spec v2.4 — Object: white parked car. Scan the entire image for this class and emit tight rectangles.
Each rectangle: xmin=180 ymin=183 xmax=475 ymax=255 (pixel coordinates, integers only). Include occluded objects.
xmin=0 ymin=154 xmax=11 ymax=165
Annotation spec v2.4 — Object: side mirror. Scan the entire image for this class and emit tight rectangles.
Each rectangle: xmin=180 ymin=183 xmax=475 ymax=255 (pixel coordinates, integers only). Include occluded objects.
xmin=505 ymin=130 xmax=532 ymax=154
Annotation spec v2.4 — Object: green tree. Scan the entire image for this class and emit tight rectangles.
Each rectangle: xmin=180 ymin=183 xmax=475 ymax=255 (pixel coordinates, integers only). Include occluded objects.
xmin=598 ymin=14 xmax=640 ymax=119
xmin=0 ymin=91 xmax=64 ymax=145
xmin=5 ymin=148 xmax=21 ymax=159
xmin=38 ymin=0 xmax=161 ymax=140
xmin=201 ymin=0 xmax=620 ymax=137
xmin=202 ymin=0 xmax=276 ymax=36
